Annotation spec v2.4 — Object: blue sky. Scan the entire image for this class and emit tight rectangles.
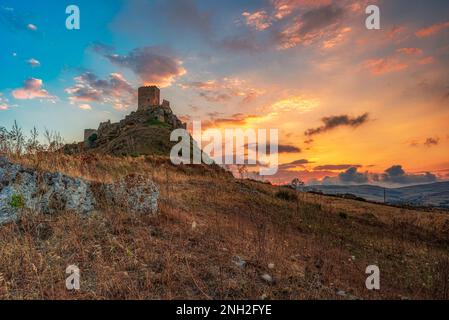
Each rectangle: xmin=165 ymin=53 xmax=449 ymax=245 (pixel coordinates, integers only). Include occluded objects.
xmin=1 ymin=0 xmax=448 ymax=183
xmin=0 ymin=0 xmax=268 ymax=139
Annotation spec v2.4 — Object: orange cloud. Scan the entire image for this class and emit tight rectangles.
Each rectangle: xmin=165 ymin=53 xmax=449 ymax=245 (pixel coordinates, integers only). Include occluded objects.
xmin=270 ymin=96 xmax=319 ymax=112
xmin=322 ymin=27 xmax=352 ymax=49
xmin=416 ymin=21 xmax=449 ymax=38
xmin=397 ymin=47 xmax=423 ymax=55
xmin=362 ymin=58 xmax=408 ymax=75
xmin=394 ymin=48 xmax=434 ymax=67
xmin=417 ymin=56 xmax=435 ymax=65
xmin=272 ymin=0 xmax=332 ymax=19
xmin=385 ymin=25 xmax=407 ymax=40
xmin=201 ymin=113 xmax=259 ymax=129
xmin=242 ymin=10 xmax=272 ymax=31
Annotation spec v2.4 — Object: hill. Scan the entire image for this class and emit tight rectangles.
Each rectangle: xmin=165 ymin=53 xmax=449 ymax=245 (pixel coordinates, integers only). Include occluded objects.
xmin=1 ymin=153 xmax=448 ymax=300
xmin=305 ymin=181 xmax=449 ymax=208
xmin=63 ymin=86 xmax=187 ymax=157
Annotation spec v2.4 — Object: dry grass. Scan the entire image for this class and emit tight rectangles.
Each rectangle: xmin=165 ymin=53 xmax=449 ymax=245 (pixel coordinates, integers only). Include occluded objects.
xmin=0 ymin=153 xmax=448 ymax=300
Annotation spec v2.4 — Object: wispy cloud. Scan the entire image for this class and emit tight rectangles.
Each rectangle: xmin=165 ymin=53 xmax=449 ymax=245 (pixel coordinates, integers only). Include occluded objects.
xmin=245 ymin=143 xmax=301 ymax=156
xmin=0 ymin=7 xmax=39 ymax=33
xmin=219 ymin=34 xmax=262 ymax=53
xmin=27 ymin=23 xmax=37 ymax=31
xmin=417 ymin=56 xmax=435 ymax=65
xmin=314 ymin=164 xmax=362 ymax=171
xmin=270 ymin=96 xmax=319 ymax=112
xmin=242 ymin=10 xmax=272 ymax=31
xmin=279 ymin=159 xmax=311 ymax=170
xmin=180 ymin=78 xmax=264 ymax=103
xmin=79 ymin=104 xmax=92 ymax=111
xmin=0 ymin=94 xmax=10 ymax=110
xmin=416 ymin=20 xmax=449 ymax=38
xmin=200 ymin=113 xmax=269 ymax=130
xmin=362 ymin=58 xmax=408 ymax=75
xmin=26 ymin=58 xmax=40 ymax=67
xmin=272 ymin=0 xmax=333 ymax=20
xmin=396 ymin=47 xmax=423 ymax=56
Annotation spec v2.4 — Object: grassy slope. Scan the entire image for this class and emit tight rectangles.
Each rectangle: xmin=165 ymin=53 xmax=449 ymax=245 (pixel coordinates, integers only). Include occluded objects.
xmin=0 ymin=154 xmax=448 ymax=300
xmin=95 ymin=125 xmax=176 ymax=157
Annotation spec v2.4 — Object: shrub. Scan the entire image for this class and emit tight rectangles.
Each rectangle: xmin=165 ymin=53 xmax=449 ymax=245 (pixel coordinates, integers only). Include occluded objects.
xmin=147 ymin=119 xmax=170 ymax=128
xmin=339 ymin=211 xmax=348 ymax=219
xmin=9 ymin=194 xmax=25 ymax=209
xmin=275 ymin=189 xmax=297 ymax=202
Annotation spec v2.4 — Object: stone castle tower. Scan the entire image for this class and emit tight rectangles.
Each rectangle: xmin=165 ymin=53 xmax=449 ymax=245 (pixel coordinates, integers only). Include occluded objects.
xmin=81 ymin=85 xmax=186 ymax=145
xmin=138 ymin=86 xmax=160 ymax=111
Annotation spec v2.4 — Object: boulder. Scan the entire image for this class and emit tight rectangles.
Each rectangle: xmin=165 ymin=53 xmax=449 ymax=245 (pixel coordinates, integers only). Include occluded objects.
xmin=0 ymin=157 xmax=159 ymax=224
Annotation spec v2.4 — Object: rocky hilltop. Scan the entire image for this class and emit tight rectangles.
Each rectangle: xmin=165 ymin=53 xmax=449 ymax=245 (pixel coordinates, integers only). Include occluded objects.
xmin=64 ymin=86 xmax=186 ymax=156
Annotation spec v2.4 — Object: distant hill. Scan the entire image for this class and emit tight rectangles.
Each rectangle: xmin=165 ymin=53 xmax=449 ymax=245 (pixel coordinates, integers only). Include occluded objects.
xmin=304 ymin=181 xmax=449 ymax=208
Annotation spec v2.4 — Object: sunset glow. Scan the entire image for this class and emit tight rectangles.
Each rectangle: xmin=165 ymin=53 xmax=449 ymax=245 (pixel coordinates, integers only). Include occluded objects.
xmin=1 ymin=0 xmax=448 ymax=185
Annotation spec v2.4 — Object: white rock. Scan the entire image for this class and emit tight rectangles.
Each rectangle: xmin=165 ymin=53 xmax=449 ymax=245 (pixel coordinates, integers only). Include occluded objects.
xmin=261 ymin=274 xmax=273 ymax=283
xmin=233 ymin=256 xmax=246 ymax=268
xmin=337 ymin=290 xmax=347 ymax=297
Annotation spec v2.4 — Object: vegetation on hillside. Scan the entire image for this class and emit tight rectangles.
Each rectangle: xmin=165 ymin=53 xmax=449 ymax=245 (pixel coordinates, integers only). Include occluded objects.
xmin=0 ymin=121 xmax=64 ymax=157
xmin=0 ymin=121 xmax=448 ymax=300
xmin=0 ymin=150 xmax=447 ymax=299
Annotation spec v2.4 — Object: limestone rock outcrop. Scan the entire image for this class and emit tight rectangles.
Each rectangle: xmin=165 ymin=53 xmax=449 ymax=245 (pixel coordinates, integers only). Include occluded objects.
xmin=0 ymin=157 xmax=159 ymax=224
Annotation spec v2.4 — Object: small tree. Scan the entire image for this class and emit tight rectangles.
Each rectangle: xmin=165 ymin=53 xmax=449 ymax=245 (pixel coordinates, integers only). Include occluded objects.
xmin=291 ymin=178 xmax=305 ymax=190
xmin=43 ymin=128 xmax=64 ymax=152
xmin=0 ymin=126 xmax=8 ymax=155
xmin=9 ymin=120 xmax=25 ymax=156
xmin=26 ymin=126 xmax=42 ymax=154
xmin=237 ymin=164 xmax=248 ymax=179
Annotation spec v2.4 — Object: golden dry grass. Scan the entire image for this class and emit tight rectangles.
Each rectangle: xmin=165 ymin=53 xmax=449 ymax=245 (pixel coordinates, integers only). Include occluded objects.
xmin=0 ymin=153 xmax=448 ymax=300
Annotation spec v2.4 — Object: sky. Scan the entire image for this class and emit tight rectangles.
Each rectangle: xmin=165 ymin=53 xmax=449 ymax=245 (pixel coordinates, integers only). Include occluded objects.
xmin=0 ymin=0 xmax=448 ymax=186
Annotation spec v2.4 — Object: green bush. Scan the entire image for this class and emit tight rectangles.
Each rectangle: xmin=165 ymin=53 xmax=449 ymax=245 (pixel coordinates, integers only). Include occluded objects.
xmin=9 ymin=194 xmax=25 ymax=209
xmin=147 ymin=119 xmax=170 ymax=128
